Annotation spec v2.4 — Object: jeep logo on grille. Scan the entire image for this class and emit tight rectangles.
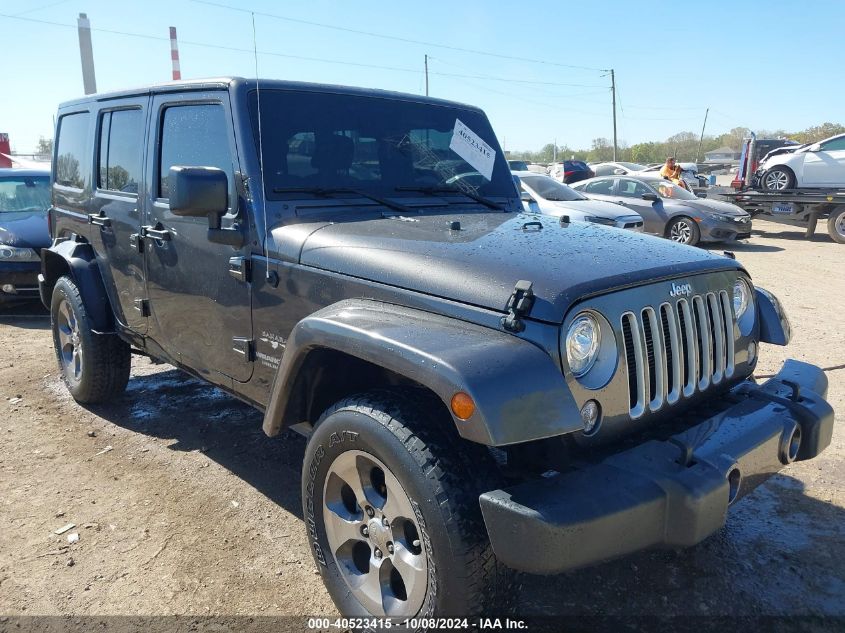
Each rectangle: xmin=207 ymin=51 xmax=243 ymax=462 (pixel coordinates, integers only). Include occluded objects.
xmin=669 ymin=281 xmax=692 ymax=297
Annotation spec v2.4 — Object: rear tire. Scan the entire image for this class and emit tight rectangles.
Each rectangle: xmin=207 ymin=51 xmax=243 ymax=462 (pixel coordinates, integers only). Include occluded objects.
xmin=827 ymin=207 xmax=845 ymax=244
xmin=302 ymin=388 xmax=513 ymax=620
xmin=50 ymin=275 xmax=131 ymax=403
xmin=667 ymin=216 xmax=701 ymax=246
xmin=761 ymin=166 xmax=796 ymax=191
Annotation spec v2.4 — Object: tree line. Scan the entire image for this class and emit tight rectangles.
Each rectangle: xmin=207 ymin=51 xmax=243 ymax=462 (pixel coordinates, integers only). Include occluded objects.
xmin=510 ymin=122 xmax=845 ymax=165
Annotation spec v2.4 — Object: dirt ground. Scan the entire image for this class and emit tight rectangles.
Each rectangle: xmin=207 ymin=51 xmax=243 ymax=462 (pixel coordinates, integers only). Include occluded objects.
xmin=0 ymin=218 xmax=843 ymax=621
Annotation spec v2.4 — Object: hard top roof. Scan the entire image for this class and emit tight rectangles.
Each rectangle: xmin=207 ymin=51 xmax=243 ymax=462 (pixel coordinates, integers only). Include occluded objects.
xmin=58 ymin=77 xmax=481 ymax=112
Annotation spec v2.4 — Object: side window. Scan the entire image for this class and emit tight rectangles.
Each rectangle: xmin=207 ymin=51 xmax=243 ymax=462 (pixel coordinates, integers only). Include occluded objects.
xmin=617 ymin=179 xmax=651 ymax=198
xmin=98 ymin=109 xmax=143 ymax=194
xmin=820 ymin=137 xmax=845 ymax=151
xmin=593 ymin=164 xmax=613 ymax=177
xmin=55 ymin=112 xmax=90 ymax=189
xmin=158 ymin=104 xmax=232 ymax=200
xmin=584 ymin=179 xmax=615 ymax=195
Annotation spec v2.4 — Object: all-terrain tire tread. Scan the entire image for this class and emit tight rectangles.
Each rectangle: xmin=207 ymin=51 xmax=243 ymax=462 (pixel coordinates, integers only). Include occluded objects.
xmin=314 ymin=388 xmax=516 ymax=615
xmin=52 ymin=276 xmax=131 ymax=403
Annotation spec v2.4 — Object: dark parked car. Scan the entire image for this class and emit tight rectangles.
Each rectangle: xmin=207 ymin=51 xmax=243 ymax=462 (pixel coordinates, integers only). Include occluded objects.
xmin=573 ymin=174 xmax=752 ymax=245
xmin=0 ymin=167 xmax=51 ymax=302
xmin=41 ymin=78 xmax=834 ymax=620
xmin=550 ymin=159 xmax=594 ymax=184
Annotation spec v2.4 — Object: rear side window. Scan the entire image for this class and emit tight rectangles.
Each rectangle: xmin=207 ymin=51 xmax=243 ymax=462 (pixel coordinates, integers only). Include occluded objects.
xmin=55 ymin=112 xmax=90 ymax=189
xmin=98 ymin=109 xmax=144 ymax=194
xmin=584 ymin=179 xmax=615 ymax=195
xmin=158 ymin=104 xmax=232 ymax=199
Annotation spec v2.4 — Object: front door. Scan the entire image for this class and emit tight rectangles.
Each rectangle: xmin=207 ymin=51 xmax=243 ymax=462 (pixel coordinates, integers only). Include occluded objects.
xmin=143 ymin=93 xmax=253 ymax=382
xmin=89 ymin=101 xmax=149 ymax=333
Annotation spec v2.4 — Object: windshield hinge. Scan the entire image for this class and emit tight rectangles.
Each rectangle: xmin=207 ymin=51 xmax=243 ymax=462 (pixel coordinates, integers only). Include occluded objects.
xmin=232 ymin=337 xmax=254 ymax=361
xmin=501 ymin=280 xmax=535 ymax=333
xmin=228 ymin=256 xmax=250 ymax=283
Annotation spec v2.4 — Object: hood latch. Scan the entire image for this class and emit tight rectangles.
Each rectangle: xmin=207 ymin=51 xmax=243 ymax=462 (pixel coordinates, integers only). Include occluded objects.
xmin=502 ymin=280 xmax=535 ymax=333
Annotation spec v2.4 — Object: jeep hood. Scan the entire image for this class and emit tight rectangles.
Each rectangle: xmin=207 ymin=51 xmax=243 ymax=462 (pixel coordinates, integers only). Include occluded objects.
xmin=281 ymin=212 xmax=743 ymax=323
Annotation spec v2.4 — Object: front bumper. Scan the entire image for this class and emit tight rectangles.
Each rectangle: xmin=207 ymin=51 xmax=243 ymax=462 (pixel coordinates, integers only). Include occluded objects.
xmin=700 ymin=216 xmax=753 ymax=242
xmin=480 ymin=359 xmax=834 ymax=574
xmin=0 ymin=261 xmax=41 ymax=299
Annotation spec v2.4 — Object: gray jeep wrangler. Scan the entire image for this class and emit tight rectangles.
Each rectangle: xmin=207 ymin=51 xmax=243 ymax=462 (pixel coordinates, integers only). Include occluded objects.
xmin=41 ymin=78 xmax=834 ymax=620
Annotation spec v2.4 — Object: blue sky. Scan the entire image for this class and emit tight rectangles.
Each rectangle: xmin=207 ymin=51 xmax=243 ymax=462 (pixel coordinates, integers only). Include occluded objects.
xmin=2 ymin=0 xmax=842 ymax=153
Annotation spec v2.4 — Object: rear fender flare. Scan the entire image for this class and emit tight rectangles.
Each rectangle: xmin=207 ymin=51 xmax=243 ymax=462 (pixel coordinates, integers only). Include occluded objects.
xmin=41 ymin=240 xmax=114 ymax=333
xmin=262 ymin=299 xmax=582 ymax=446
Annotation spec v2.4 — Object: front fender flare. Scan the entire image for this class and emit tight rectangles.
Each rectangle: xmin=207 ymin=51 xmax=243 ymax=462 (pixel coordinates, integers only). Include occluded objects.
xmin=262 ymin=300 xmax=583 ymax=446
xmin=40 ymin=240 xmax=113 ymax=333
xmin=755 ymin=287 xmax=791 ymax=345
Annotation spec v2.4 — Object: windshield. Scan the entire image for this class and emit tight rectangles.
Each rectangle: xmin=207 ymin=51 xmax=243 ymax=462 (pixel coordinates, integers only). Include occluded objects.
xmin=651 ymin=180 xmax=698 ymax=200
xmin=521 ymin=175 xmax=586 ymax=201
xmin=249 ymin=90 xmax=515 ymax=201
xmin=0 ymin=175 xmax=50 ymax=213
xmin=616 ymin=162 xmax=646 ymax=171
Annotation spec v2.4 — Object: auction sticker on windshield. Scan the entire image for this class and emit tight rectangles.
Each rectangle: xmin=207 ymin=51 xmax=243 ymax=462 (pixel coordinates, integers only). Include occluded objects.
xmin=449 ymin=118 xmax=496 ymax=181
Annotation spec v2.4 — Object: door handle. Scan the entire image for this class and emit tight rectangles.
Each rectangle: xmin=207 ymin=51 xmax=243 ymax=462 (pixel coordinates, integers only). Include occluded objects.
xmin=88 ymin=213 xmax=111 ymax=227
xmin=141 ymin=224 xmax=172 ymax=241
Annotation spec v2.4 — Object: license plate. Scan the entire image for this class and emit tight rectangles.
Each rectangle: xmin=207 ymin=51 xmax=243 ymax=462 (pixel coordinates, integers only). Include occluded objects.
xmin=772 ymin=203 xmax=795 ymax=215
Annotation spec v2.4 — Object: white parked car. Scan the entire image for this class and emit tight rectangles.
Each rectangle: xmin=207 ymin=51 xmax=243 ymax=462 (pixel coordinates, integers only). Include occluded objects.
xmin=513 ymin=171 xmax=643 ymax=231
xmin=758 ymin=133 xmax=845 ymax=190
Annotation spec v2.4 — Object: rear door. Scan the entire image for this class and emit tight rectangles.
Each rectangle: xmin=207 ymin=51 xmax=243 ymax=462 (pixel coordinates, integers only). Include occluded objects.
xmin=143 ymin=92 xmax=253 ymax=382
xmin=801 ymin=136 xmax=845 ymax=186
xmin=89 ymin=101 xmax=149 ymax=333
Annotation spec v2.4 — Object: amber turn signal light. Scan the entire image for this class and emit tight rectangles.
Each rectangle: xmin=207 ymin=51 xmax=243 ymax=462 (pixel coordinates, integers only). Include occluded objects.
xmin=450 ymin=392 xmax=476 ymax=420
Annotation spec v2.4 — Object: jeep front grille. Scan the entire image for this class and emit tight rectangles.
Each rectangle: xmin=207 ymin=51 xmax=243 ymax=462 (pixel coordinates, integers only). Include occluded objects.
xmin=622 ymin=291 xmax=735 ymax=419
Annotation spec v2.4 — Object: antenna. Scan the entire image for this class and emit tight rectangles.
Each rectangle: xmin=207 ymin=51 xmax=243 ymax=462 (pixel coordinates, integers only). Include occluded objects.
xmin=251 ymin=12 xmax=270 ymax=280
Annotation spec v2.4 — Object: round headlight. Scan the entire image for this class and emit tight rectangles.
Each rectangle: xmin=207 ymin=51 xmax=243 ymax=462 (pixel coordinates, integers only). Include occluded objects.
xmin=733 ymin=279 xmax=751 ymax=318
xmin=565 ymin=313 xmax=600 ymax=377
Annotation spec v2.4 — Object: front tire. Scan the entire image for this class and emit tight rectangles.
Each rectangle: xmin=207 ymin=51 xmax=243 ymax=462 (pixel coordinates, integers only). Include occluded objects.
xmin=667 ymin=216 xmax=701 ymax=246
xmin=827 ymin=207 xmax=845 ymax=244
xmin=761 ymin=166 xmax=795 ymax=191
xmin=50 ymin=275 xmax=131 ymax=403
xmin=302 ymin=389 xmax=512 ymax=619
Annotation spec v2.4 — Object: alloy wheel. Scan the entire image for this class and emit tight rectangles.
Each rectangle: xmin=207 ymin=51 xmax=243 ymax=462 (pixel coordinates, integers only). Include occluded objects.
xmin=670 ymin=220 xmax=693 ymax=244
xmin=322 ymin=450 xmax=427 ymax=617
xmin=764 ymin=170 xmax=790 ymax=190
xmin=56 ymin=298 xmax=83 ymax=381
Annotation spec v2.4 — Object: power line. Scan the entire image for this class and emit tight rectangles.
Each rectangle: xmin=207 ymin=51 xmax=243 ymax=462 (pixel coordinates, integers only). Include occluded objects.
xmin=0 ymin=12 xmax=605 ymax=88
xmin=191 ymin=0 xmax=610 ymax=73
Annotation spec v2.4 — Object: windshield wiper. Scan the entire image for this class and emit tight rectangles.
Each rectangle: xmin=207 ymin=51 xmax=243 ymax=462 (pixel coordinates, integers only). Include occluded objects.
xmin=272 ymin=187 xmax=411 ymax=213
xmin=395 ymin=185 xmax=503 ymax=210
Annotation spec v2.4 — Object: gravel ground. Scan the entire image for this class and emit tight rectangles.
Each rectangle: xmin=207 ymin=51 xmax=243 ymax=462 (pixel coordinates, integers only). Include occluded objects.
xmin=0 ymin=219 xmax=842 ymax=623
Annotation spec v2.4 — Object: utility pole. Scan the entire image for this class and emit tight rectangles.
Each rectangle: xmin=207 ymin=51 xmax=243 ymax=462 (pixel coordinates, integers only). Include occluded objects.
xmin=424 ymin=54 xmax=429 ymax=96
xmin=610 ymin=69 xmax=617 ymax=162
xmin=696 ymin=107 xmax=709 ymax=163
xmin=553 ymin=137 xmax=557 ymax=163
xmin=77 ymin=12 xmax=97 ymax=95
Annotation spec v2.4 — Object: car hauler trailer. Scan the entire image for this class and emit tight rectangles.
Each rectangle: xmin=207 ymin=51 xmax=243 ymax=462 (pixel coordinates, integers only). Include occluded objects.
xmin=723 ymin=188 xmax=845 ymax=243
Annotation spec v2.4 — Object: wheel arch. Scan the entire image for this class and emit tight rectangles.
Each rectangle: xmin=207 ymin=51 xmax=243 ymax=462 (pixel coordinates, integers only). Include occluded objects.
xmin=262 ymin=299 xmax=583 ymax=446
xmin=40 ymin=240 xmax=115 ymax=333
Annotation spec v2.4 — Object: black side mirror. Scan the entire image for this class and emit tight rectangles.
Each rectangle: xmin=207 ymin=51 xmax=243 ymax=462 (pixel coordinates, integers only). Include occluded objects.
xmin=641 ymin=192 xmax=659 ymax=201
xmin=169 ymin=166 xmax=228 ymax=228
